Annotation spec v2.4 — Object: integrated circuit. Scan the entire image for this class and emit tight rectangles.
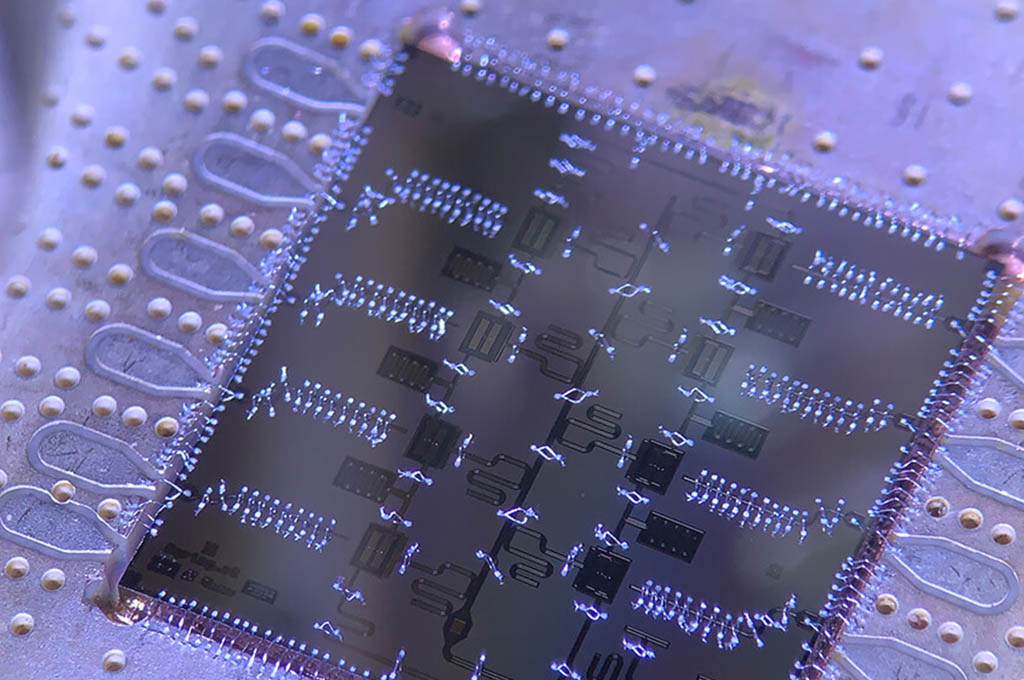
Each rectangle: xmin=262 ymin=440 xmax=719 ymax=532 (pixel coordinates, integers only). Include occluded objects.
xmin=636 ymin=511 xmax=705 ymax=563
xmin=572 ymin=547 xmax=632 ymax=603
xmin=459 ymin=310 xmax=516 ymax=362
xmin=334 ymin=456 xmax=397 ymax=502
xmin=440 ymin=246 xmax=502 ymax=291
xmin=122 ymin=46 xmax=997 ymax=680
xmin=702 ymin=410 xmax=771 ymax=459
xmin=351 ymin=524 xmax=408 ymax=578
xmin=404 ymin=414 xmax=461 ymax=469
xmin=625 ymin=439 xmax=684 ymax=494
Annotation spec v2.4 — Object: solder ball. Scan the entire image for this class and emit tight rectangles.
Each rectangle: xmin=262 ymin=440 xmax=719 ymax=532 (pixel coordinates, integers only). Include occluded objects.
xmin=81 ymin=164 xmax=106 ymax=187
xmin=72 ymin=246 xmax=97 ymax=268
xmin=57 ymin=6 xmax=75 ymax=27
xmin=91 ymin=395 xmax=117 ymax=416
xmin=152 ymin=67 xmax=177 ymax=91
xmin=813 ymin=131 xmax=837 ymax=153
xmin=162 ymin=173 xmax=187 ymax=196
xmin=938 ymin=621 xmax=963 ymax=643
xmin=260 ymin=0 xmax=284 ymax=22
xmin=330 ymin=26 xmax=353 ymax=48
xmin=39 ymin=396 xmax=66 ymax=418
xmin=249 ymin=108 xmax=276 ymax=132
xmin=97 ymin=498 xmax=122 ymax=520
xmin=309 ymin=132 xmax=333 ymax=154
xmin=998 ymin=198 xmax=1023 ymax=221
xmin=15 ymin=355 xmax=41 ymax=378
xmin=976 ymin=397 xmax=1001 ymax=418
xmin=198 ymin=45 xmax=223 ymax=68
xmin=902 ymin=164 xmax=927 ymax=186
xmin=147 ymin=297 xmax=172 ymax=319
xmin=875 ymin=593 xmax=898 ymax=615
xmin=633 ymin=64 xmax=657 ymax=87
xmin=152 ymin=201 xmax=177 ymax=223
xmin=1006 ymin=625 xmax=1024 ymax=648
xmin=84 ymin=299 xmax=111 ymax=322
xmin=199 ymin=203 xmax=225 ymax=226
xmin=973 ymin=651 xmax=998 ymax=673
xmin=4 ymin=556 xmax=29 ymax=578
xmin=358 ymin=38 xmax=384 ymax=61
xmin=121 ymin=406 xmax=148 ymax=427
xmin=282 ymin=120 xmax=308 ymax=142
xmin=38 ymin=228 xmax=62 ymax=250
xmin=300 ymin=13 xmax=326 ymax=35
xmin=991 ymin=522 xmax=1016 ymax=545
xmin=137 ymin=147 xmax=163 ymax=170
xmin=46 ymin=146 xmax=68 ymax=168
xmin=959 ymin=507 xmax=983 ymax=529
xmin=546 ymin=28 xmax=570 ymax=50
xmin=115 ymin=183 xmax=141 ymax=206
xmin=1009 ymin=407 xmax=1024 ymax=429
xmin=9 ymin=613 xmax=34 ymax=635
xmin=6 ymin=275 xmax=30 ymax=297
xmin=948 ymin=81 xmax=973 ymax=105
xmin=51 ymin=479 xmax=75 ymax=501
xmin=85 ymin=25 xmax=108 ymax=48
xmin=230 ymin=216 xmax=255 ymax=237
xmin=46 ymin=287 xmax=71 ymax=310
xmin=107 ymin=263 xmax=134 ymax=285
xmin=222 ymin=90 xmax=248 ymax=113
xmin=858 ymin=46 xmax=883 ymax=69
xmin=205 ymin=323 xmax=228 ymax=345
xmin=102 ymin=649 xmax=126 ymax=673
xmin=184 ymin=89 xmax=210 ymax=112
xmin=41 ymin=568 xmax=65 ymax=591
xmin=173 ymin=16 xmax=198 ymax=41
xmin=118 ymin=47 xmax=141 ymax=70
xmin=0 ymin=400 xmax=25 ymax=422
xmin=54 ymin=366 xmax=81 ymax=389
xmin=907 ymin=607 xmax=931 ymax=630
xmin=178 ymin=311 xmax=202 ymax=333
xmin=996 ymin=0 xmax=1020 ymax=21
xmin=104 ymin=125 xmax=128 ymax=147
xmin=155 ymin=416 xmax=179 ymax=438
xmin=259 ymin=228 xmax=284 ymax=249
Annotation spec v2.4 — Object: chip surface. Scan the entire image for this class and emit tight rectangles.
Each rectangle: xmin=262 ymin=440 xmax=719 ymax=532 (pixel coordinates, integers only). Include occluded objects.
xmin=123 ymin=49 xmax=996 ymax=680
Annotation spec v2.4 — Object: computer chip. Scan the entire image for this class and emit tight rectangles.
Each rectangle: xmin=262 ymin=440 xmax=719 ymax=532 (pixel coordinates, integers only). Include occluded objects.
xmin=572 ymin=547 xmax=632 ymax=603
xmin=121 ymin=46 xmax=997 ymax=680
xmin=625 ymin=439 xmax=684 ymax=494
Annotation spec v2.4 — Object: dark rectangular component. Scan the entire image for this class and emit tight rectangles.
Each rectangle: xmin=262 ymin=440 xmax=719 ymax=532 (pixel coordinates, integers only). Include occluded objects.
xmin=746 ymin=300 xmax=811 ymax=347
xmin=513 ymin=206 xmax=560 ymax=257
xmin=703 ymin=411 xmax=769 ymax=458
xmin=441 ymin=247 xmax=502 ymax=291
xmin=377 ymin=345 xmax=437 ymax=393
xmin=637 ymin=512 xmax=705 ymax=563
xmin=118 ymin=47 xmax=998 ymax=680
xmin=685 ymin=336 xmax=733 ymax=385
xmin=404 ymin=414 xmax=461 ymax=468
xmin=626 ymin=439 xmax=683 ymax=495
xmin=740 ymin=231 xmax=789 ymax=280
xmin=572 ymin=546 xmax=630 ymax=603
xmin=351 ymin=524 xmax=407 ymax=578
xmin=334 ymin=457 xmax=397 ymax=502
xmin=241 ymin=579 xmax=278 ymax=605
xmin=460 ymin=311 xmax=515 ymax=363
